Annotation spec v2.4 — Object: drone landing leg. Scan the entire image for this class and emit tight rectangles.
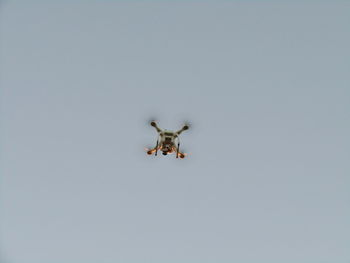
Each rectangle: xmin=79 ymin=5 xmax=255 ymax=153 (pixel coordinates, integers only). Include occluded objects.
xmin=176 ymin=142 xmax=180 ymax=158
xmin=155 ymin=140 xmax=159 ymax=156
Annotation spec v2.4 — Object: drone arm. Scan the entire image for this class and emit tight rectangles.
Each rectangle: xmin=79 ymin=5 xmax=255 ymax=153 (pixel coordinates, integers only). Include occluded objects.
xmin=151 ymin=122 xmax=162 ymax=133
xmin=175 ymin=125 xmax=189 ymax=135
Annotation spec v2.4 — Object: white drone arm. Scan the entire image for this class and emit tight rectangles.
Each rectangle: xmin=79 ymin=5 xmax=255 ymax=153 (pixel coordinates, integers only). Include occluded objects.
xmin=175 ymin=125 xmax=189 ymax=135
xmin=150 ymin=121 xmax=162 ymax=133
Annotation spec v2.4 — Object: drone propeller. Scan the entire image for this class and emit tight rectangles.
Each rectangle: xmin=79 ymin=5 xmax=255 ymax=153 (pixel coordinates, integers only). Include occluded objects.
xmin=184 ymin=120 xmax=192 ymax=128
xmin=178 ymin=120 xmax=192 ymax=131
xmin=146 ymin=116 xmax=159 ymax=127
xmin=145 ymin=147 xmax=153 ymax=155
xmin=178 ymin=152 xmax=187 ymax=159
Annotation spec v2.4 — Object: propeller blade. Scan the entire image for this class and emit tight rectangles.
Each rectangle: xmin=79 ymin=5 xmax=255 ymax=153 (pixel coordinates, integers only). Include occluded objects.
xmin=147 ymin=117 xmax=159 ymax=126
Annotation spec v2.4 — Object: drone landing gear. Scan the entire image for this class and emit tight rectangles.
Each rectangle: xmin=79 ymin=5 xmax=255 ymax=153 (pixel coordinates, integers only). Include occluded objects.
xmin=155 ymin=140 xmax=159 ymax=156
xmin=176 ymin=143 xmax=185 ymax=159
xmin=147 ymin=140 xmax=159 ymax=156
xmin=176 ymin=142 xmax=180 ymax=158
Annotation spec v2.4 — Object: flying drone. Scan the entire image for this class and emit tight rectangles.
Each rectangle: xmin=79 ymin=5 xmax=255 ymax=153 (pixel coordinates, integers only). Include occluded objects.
xmin=146 ymin=121 xmax=189 ymax=159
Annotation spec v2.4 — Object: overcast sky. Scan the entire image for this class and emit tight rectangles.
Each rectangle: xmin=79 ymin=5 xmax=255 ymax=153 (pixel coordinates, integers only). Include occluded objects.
xmin=1 ymin=1 xmax=349 ymax=263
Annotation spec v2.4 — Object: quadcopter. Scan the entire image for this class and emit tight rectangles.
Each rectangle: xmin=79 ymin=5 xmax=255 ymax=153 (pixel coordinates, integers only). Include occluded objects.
xmin=146 ymin=121 xmax=189 ymax=159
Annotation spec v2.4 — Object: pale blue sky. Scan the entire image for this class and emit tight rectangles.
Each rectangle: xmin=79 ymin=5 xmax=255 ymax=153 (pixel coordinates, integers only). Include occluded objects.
xmin=1 ymin=1 xmax=349 ymax=263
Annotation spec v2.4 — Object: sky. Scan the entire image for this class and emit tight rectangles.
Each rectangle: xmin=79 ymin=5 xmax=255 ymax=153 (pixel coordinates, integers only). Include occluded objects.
xmin=0 ymin=1 xmax=349 ymax=263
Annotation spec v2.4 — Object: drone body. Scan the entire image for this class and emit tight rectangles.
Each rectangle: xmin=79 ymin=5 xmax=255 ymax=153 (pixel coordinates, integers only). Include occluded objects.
xmin=146 ymin=121 xmax=189 ymax=159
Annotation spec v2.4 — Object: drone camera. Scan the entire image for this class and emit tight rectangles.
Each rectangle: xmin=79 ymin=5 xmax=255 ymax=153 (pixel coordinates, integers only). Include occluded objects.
xmin=150 ymin=121 xmax=156 ymax=127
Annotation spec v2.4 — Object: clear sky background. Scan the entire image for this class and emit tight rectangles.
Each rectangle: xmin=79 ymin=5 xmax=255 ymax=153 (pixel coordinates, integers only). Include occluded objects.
xmin=0 ymin=1 xmax=349 ymax=263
